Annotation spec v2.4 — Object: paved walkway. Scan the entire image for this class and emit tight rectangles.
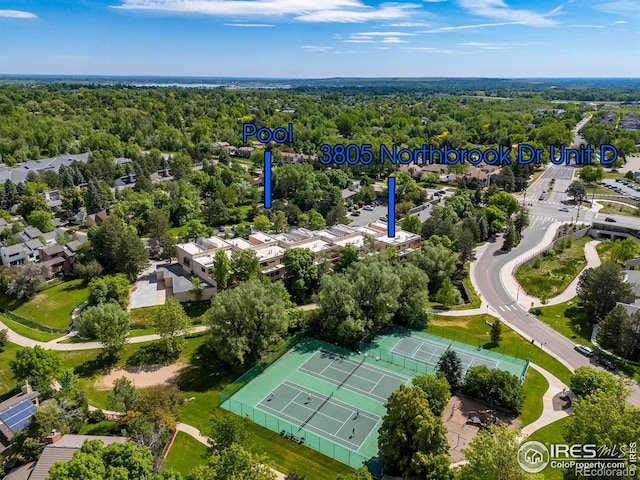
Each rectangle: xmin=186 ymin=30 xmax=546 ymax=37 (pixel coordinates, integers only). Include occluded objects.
xmin=521 ymin=364 xmax=571 ymax=436
xmin=0 ymin=318 xmax=209 ymax=351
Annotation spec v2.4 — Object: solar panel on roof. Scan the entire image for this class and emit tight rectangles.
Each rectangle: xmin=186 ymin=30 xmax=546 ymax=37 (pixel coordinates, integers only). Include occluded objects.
xmin=0 ymin=400 xmax=36 ymax=432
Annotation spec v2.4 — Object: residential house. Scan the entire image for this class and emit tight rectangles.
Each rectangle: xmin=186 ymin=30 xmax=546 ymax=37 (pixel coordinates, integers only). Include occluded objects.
xmin=3 ymin=432 xmax=128 ymax=480
xmin=39 ymin=244 xmax=74 ymax=276
xmin=0 ymin=238 xmax=44 ymax=267
xmin=83 ymin=208 xmax=110 ymax=228
xmin=0 ymin=383 xmax=40 ymax=452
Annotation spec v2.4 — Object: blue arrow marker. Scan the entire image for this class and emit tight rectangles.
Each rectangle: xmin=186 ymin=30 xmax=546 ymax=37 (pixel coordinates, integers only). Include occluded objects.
xmin=388 ymin=177 xmax=395 ymax=237
xmin=264 ymin=151 xmax=272 ymax=209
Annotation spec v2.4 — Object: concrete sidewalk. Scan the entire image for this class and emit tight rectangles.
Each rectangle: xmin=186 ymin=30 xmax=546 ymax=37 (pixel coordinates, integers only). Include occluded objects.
xmin=521 ymin=364 xmax=571 ymax=436
xmin=501 ymin=225 xmax=601 ymax=310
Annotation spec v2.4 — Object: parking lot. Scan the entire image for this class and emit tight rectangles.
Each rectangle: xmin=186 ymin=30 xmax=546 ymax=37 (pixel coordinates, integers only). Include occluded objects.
xmin=601 ymin=179 xmax=640 ymax=202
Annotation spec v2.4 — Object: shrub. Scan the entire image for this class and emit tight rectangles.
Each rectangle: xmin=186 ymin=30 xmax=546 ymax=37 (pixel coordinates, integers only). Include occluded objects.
xmin=463 ymin=365 xmax=524 ymax=415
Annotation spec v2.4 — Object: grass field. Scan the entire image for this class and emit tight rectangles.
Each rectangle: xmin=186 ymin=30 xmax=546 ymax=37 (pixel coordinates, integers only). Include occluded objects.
xmin=0 ymin=315 xmax=61 ymax=342
xmin=526 ymin=417 xmax=571 ymax=480
xmin=596 ymin=240 xmax=614 ymax=263
xmin=0 ymin=279 xmax=88 ymax=330
xmin=515 ymin=236 xmax=591 ymax=301
xmin=596 ymin=200 xmax=639 ymax=217
xmin=164 ymin=432 xmax=208 ymax=476
xmin=520 ymin=367 xmax=548 ymax=426
xmin=530 ymin=298 xmax=593 ymax=348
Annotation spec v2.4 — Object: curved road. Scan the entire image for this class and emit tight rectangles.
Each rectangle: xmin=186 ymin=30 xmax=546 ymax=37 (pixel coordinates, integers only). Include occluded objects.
xmin=475 ymin=161 xmax=640 ymax=407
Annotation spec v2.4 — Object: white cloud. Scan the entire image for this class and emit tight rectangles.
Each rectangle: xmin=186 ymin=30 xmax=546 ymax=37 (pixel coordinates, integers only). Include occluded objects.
xmin=224 ymin=23 xmax=274 ymax=27
xmin=418 ymin=21 xmax=523 ymax=32
xmin=342 ymin=39 xmax=376 ymax=43
xmin=52 ymin=54 xmax=91 ymax=61
xmin=613 ymin=20 xmax=628 ymax=23
xmin=568 ymin=24 xmax=604 ymax=28
xmin=385 ymin=21 xmax=431 ymax=26
xmin=335 ymin=50 xmax=361 ymax=54
xmin=300 ymin=45 xmax=331 ymax=51
xmin=355 ymin=31 xmax=416 ymax=35
xmin=456 ymin=0 xmax=558 ymax=27
xmin=380 ymin=36 xmax=409 ymax=43
xmin=115 ymin=0 xmax=419 ymax=23
xmin=422 ymin=0 xmax=446 ymax=2
xmin=457 ymin=41 xmax=512 ymax=49
xmin=0 ymin=9 xmax=37 ymax=18
xmin=375 ymin=46 xmax=391 ymax=49
xmin=595 ymin=1 xmax=640 ymax=18
xmin=402 ymin=46 xmax=466 ymax=54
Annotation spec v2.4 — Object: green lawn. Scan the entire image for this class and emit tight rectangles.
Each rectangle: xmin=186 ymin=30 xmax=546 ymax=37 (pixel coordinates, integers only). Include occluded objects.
xmin=526 ymin=417 xmax=572 ymax=480
xmin=530 ymin=298 xmax=593 ymax=348
xmin=0 ymin=315 xmax=61 ymax=342
xmin=596 ymin=240 xmax=614 ymax=263
xmin=0 ymin=343 xmax=20 ymax=395
xmin=596 ymin=201 xmax=639 ymax=217
xmin=515 ymin=236 xmax=591 ymax=301
xmin=0 ymin=279 xmax=88 ymax=330
xmin=520 ymin=367 xmax=548 ymax=426
xmin=430 ymin=314 xmax=572 ymax=385
xmin=169 ymin=225 xmax=189 ymax=237
xmin=163 ymin=432 xmax=208 ymax=476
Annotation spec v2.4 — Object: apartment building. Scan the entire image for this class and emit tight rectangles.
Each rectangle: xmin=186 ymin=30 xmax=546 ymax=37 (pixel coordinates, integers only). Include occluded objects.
xmin=175 ymin=222 xmax=422 ymax=291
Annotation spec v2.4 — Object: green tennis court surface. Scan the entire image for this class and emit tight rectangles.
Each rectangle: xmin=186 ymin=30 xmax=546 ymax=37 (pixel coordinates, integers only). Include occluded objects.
xmin=298 ymin=350 xmax=408 ymax=402
xmin=391 ymin=336 xmax=498 ymax=373
xmin=361 ymin=328 xmax=529 ymax=381
xmin=257 ymin=381 xmax=379 ymax=450
xmin=219 ymin=338 xmax=413 ymax=474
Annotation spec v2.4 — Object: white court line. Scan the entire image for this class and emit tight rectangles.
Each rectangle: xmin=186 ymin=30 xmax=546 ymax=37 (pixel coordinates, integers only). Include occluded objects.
xmin=297 ymin=366 xmax=389 ymax=402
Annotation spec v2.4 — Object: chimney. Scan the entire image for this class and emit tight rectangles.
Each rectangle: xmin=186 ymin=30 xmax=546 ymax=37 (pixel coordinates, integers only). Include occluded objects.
xmin=46 ymin=430 xmax=62 ymax=445
xmin=21 ymin=381 xmax=32 ymax=395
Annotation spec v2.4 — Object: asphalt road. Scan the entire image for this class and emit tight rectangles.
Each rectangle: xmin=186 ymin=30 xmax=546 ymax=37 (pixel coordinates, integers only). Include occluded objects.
xmin=476 ymin=163 xmax=640 ymax=406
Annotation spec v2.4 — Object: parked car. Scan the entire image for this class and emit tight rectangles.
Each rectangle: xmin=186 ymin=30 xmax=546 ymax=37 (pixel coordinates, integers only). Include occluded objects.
xmin=559 ymin=207 xmax=569 ymax=212
xmin=351 ymin=211 xmax=361 ymax=217
xmin=574 ymin=344 xmax=594 ymax=357
xmin=596 ymin=357 xmax=616 ymax=371
xmin=604 ymin=217 xmax=617 ymax=222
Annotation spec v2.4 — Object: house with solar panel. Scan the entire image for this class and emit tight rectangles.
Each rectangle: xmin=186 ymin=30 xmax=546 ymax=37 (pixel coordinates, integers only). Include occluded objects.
xmin=0 ymin=383 xmax=39 ymax=452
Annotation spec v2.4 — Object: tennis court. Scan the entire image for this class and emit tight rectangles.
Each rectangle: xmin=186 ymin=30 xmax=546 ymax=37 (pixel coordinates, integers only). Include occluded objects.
xmin=391 ymin=336 xmax=498 ymax=374
xmin=218 ymin=338 xmax=414 ymax=475
xmin=298 ymin=350 xmax=408 ymax=402
xmin=257 ymin=380 xmax=379 ymax=450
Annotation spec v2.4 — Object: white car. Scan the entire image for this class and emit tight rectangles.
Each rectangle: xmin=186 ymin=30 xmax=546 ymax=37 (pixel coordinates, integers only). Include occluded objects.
xmin=574 ymin=344 xmax=593 ymax=357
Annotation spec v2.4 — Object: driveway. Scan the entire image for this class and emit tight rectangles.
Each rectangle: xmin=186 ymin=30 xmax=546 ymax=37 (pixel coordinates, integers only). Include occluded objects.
xmin=129 ymin=261 xmax=166 ymax=309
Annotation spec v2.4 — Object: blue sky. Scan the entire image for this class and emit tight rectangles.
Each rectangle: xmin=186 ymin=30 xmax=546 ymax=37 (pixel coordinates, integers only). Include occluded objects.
xmin=0 ymin=0 xmax=638 ymax=77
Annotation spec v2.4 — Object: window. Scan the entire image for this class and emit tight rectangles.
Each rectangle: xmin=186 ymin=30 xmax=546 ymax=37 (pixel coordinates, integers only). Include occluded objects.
xmin=183 ymin=258 xmax=190 ymax=267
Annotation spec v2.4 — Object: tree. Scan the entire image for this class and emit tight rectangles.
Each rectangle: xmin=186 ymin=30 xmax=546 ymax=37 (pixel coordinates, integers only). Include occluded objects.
xmin=411 ymin=373 xmax=451 ymax=416
xmin=408 ymin=242 xmax=458 ymax=295
xmin=12 ymin=401 xmax=71 ymax=461
xmin=91 ymin=216 xmax=148 ymax=280
xmin=271 ymin=210 xmax=288 ymax=233
xmin=334 ymin=244 xmax=359 ymax=273
xmin=57 ymin=368 xmax=80 ymax=401
xmin=570 ymin=366 xmax=626 ymax=398
xmin=206 ymin=411 xmax=251 ymax=453
xmin=579 ymin=165 xmax=604 ymax=185
xmin=108 ymin=377 xmax=139 ymax=413
xmin=487 ymin=191 xmax=519 ymax=216
xmin=47 ymin=440 xmax=158 ymax=480
xmin=577 ymin=261 xmax=634 ymax=322
xmin=463 ymin=365 xmax=525 ymax=414
xmin=395 ymin=263 xmax=430 ymax=330
xmin=513 ymin=206 xmax=530 ymax=237
xmin=597 ymin=305 xmax=640 ymax=360
xmin=459 ymin=425 xmax=543 ymax=480
xmin=213 ymin=249 xmax=231 ymax=291
xmin=0 ymin=328 xmax=8 ymax=349
xmin=478 ymin=215 xmax=490 ymax=241
xmin=188 ymin=443 xmax=276 ymax=480
xmin=10 ymin=346 xmax=61 ymax=396
xmin=154 ymin=297 xmax=191 ymax=358
xmin=378 ymin=385 xmax=450 ymax=479
xmin=88 ymin=274 xmax=130 ymax=308
xmin=17 ymin=194 xmax=51 ymax=219
xmin=435 ymin=278 xmax=461 ymax=308
xmin=147 ymin=209 xmax=174 ymax=259
xmin=206 ymin=280 xmax=290 ymax=368
xmin=609 ymin=238 xmax=640 ymax=264
xmin=501 ymin=221 xmax=517 ymax=251
xmin=6 ymin=263 xmax=50 ymax=300
xmin=401 ymin=214 xmax=422 ymax=234
xmin=230 ymin=250 xmax=262 ymax=283
xmin=566 ymin=180 xmax=587 ymax=203
xmin=27 ymin=210 xmax=54 ymax=233
xmin=436 ymin=349 xmax=463 ymax=391
xmin=491 ymin=319 xmax=503 ymax=344
xmin=190 ymin=276 xmax=203 ymax=301
xmin=565 ymin=381 xmax=640 ymax=457
xmin=282 ymin=248 xmax=318 ymax=304
xmin=78 ymin=303 xmax=130 ymax=357
xmin=76 ymin=259 xmax=104 ymax=283
xmin=253 ymin=214 xmax=271 ymax=232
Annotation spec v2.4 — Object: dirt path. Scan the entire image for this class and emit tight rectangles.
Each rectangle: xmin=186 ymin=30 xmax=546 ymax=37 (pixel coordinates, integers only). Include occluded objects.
xmin=96 ymin=364 xmax=183 ymax=390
